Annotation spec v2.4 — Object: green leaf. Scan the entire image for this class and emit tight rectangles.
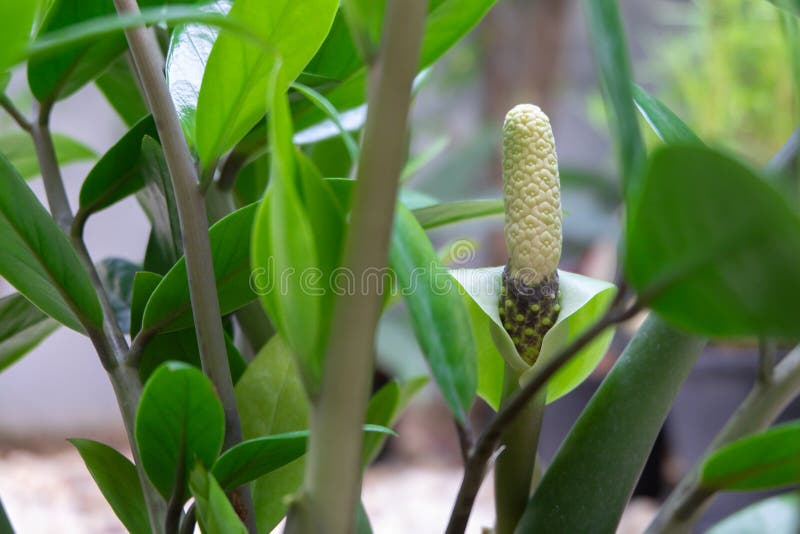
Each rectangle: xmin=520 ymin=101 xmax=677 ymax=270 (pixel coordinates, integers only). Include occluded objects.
xmin=135 ymin=137 xmax=183 ymax=270
xmin=0 ymin=293 xmax=58 ymax=373
xmin=627 ymin=145 xmax=800 ymax=338
xmin=96 ymin=258 xmax=139 ymax=334
xmin=701 ymin=422 xmax=800 ymax=491
xmin=252 ymin=69 xmax=323 ymax=386
xmin=517 ymin=316 xmax=706 ymax=533
xmin=166 ymin=0 xmax=232 ymax=148
xmin=195 ymin=0 xmax=339 ymax=166
xmin=0 ymin=155 xmax=102 ymax=332
xmin=212 ymin=431 xmax=308 ymax=491
xmin=770 ymin=0 xmax=800 ymax=17
xmin=26 ymin=1 xmax=210 ymax=102
xmin=363 ymin=377 xmax=428 ymax=465
xmin=451 ymin=267 xmax=616 ymax=408
xmin=0 ymin=495 xmax=13 ymax=534
xmin=234 ymin=335 xmax=309 ymax=533
xmin=389 ymin=205 xmax=477 ymax=424
xmin=632 ymin=84 xmax=703 ymax=146
xmin=582 ymin=0 xmax=646 ymax=208
xmin=0 ymin=131 xmax=95 ymax=179
xmin=212 ymin=425 xmax=392 ymax=491
xmin=95 ymin=56 xmax=149 ymax=126
xmin=0 ymin=2 xmax=36 ymax=71
xmin=419 ymin=0 xmax=497 ymax=69
xmin=75 ymin=115 xmax=158 ymax=232
xmin=142 ymin=203 xmax=258 ymax=334
xmin=411 ymin=199 xmax=503 ymax=230
xmin=135 ymin=362 xmax=225 ymax=499
xmin=706 ymin=492 xmax=800 ymax=534
xmin=356 ymin=501 xmax=373 ymax=534
xmin=69 ymin=439 xmax=151 ymax=534
xmin=28 ymin=0 xmax=127 ymax=102
xmin=291 ymin=82 xmax=359 ymax=163
xmin=189 ymin=463 xmax=247 ymax=534
xmin=130 ymin=271 xmax=162 ymax=338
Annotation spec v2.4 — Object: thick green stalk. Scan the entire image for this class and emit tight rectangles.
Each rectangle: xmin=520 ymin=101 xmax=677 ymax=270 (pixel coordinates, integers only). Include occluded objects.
xmin=516 ymin=316 xmax=706 ymax=533
xmin=110 ymin=1 xmax=254 ymax=530
xmin=29 ymin=101 xmax=166 ymax=533
xmin=646 ymin=344 xmax=800 ymax=533
xmin=493 ymin=364 xmax=544 ymax=534
xmin=288 ymin=2 xmax=427 ymax=532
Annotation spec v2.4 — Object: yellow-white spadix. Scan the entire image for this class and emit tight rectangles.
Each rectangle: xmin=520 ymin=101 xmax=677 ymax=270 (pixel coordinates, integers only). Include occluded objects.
xmin=499 ymin=104 xmax=562 ymax=365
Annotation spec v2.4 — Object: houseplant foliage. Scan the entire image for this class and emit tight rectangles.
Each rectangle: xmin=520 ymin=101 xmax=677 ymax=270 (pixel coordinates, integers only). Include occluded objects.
xmin=0 ymin=0 xmax=800 ymax=533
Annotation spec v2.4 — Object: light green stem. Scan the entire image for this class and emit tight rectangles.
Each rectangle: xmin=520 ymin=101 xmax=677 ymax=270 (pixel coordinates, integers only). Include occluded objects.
xmin=493 ymin=363 xmax=545 ymax=534
xmin=287 ymin=2 xmax=427 ymax=532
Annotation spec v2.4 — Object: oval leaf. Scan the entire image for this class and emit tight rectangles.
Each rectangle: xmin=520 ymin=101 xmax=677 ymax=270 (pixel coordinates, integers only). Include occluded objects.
xmin=234 ymin=335 xmax=309 ymax=533
xmin=627 ymin=145 xmax=800 ymax=338
xmin=0 ymin=155 xmax=102 ymax=332
xmin=0 ymin=293 xmax=59 ymax=373
xmin=135 ymin=362 xmax=225 ymax=499
xmin=141 ymin=202 xmax=259 ymax=334
xmin=195 ymin=0 xmax=339 ymax=166
xmin=390 ymin=205 xmax=477 ymax=424
xmin=69 ymin=438 xmax=151 ymax=534
xmin=189 ymin=463 xmax=247 ymax=534
xmin=701 ymin=422 xmax=800 ymax=491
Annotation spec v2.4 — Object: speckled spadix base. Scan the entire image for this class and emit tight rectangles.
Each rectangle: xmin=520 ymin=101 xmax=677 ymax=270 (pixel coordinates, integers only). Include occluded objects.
xmin=499 ymin=267 xmax=560 ymax=365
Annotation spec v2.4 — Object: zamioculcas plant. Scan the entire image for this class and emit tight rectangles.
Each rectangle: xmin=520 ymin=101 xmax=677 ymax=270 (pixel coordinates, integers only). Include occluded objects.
xmin=1 ymin=0 xmax=800 ymax=533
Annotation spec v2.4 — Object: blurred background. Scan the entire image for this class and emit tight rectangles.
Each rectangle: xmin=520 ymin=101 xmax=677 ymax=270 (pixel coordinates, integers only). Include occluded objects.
xmin=1 ymin=0 xmax=799 ymax=532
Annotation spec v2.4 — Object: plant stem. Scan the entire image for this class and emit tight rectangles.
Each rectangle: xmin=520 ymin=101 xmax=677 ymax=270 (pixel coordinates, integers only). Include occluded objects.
xmin=287 ymin=2 xmax=427 ymax=532
xmin=645 ymin=343 xmax=800 ymax=533
xmin=29 ymin=101 xmax=166 ymax=533
xmin=0 ymin=94 xmax=32 ymax=132
xmin=110 ymin=1 xmax=254 ymax=530
xmin=445 ymin=302 xmax=639 ymax=534
xmin=493 ymin=364 xmax=544 ymax=534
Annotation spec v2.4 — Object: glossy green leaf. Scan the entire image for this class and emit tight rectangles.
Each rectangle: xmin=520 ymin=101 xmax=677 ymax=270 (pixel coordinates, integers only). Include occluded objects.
xmin=701 ymin=422 xmax=800 ymax=491
xmin=632 ymin=84 xmax=702 ymax=146
xmin=189 ymin=463 xmax=247 ymax=534
xmin=69 ymin=439 xmax=150 ymax=534
xmin=95 ymin=57 xmax=149 ymax=126
xmin=291 ymin=82 xmax=359 ymax=163
xmin=451 ymin=267 xmax=616 ymax=408
xmin=96 ymin=258 xmax=138 ymax=334
xmin=0 ymin=2 xmax=37 ymax=71
xmin=141 ymin=202 xmax=258 ymax=334
xmin=27 ymin=1 xmax=210 ymax=102
xmin=195 ymin=0 xmax=339 ymax=166
xmin=28 ymin=0 xmax=127 ymax=102
xmin=412 ymin=199 xmax=503 ymax=230
xmin=389 ymin=205 xmax=477 ymax=424
xmin=252 ymin=69 xmax=322 ymax=386
xmin=707 ymin=492 xmax=800 ymax=534
xmin=235 ymin=335 xmax=309 ymax=533
xmin=0 ymin=155 xmax=102 ymax=332
xmin=0 ymin=132 xmax=95 ymax=179
xmin=130 ymin=271 xmax=162 ymax=338
xmin=363 ymin=377 xmax=428 ymax=465
xmin=518 ymin=316 xmax=706 ymax=533
xmin=0 ymin=293 xmax=58 ymax=373
xmin=627 ymin=145 xmax=800 ymax=338
xmin=135 ymin=137 xmax=183 ymax=270
xmin=75 ymin=116 xmax=158 ymax=231
xmin=419 ymin=0 xmax=497 ymax=69
xmin=138 ymin=325 xmax=247 ymax=385
xmin=582 ymin=0 xmax=646 ymax=208
xmin=166 ymin=0 xmax=232 ymax=148
xmin=135 ymin=362 xmax=225 ymax=499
